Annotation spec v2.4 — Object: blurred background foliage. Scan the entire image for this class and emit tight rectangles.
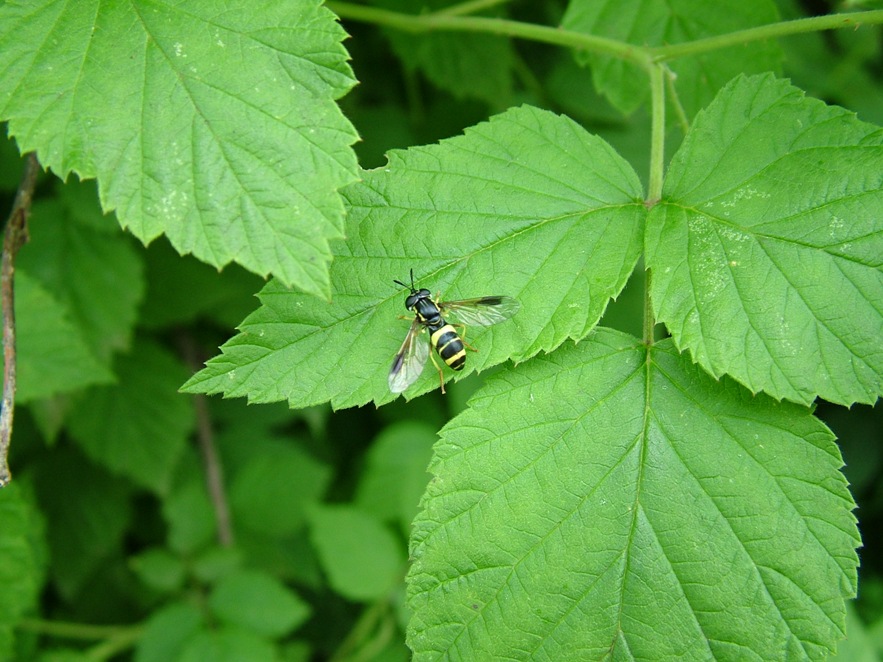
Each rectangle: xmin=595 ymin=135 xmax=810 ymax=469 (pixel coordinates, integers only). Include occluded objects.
xmin=1 ymin=0 xmax=881 ymax=659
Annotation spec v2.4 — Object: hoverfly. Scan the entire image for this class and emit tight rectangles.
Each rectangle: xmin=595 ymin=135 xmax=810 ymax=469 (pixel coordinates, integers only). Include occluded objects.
xmin=388 ymin=270 xmax=520 ymax=394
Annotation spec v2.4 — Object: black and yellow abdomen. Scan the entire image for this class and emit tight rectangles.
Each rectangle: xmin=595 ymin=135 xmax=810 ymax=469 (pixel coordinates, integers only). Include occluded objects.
xmin=429 ymin=323 xmax=466 ymax=371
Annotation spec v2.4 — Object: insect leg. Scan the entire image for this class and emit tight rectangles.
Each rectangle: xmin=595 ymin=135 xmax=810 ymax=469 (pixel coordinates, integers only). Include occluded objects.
xmin=450 ymin=323 xmax=478 ymax=352
xmin=428 ymin=350 xmax=446 ymax=394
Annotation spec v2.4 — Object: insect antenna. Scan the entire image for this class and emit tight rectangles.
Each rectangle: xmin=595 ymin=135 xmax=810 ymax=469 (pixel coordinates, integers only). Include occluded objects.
xmin=393 ymin=268 xmax=417 ymax=292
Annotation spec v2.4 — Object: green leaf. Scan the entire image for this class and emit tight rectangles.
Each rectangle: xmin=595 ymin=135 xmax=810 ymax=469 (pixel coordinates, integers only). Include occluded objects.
xmin=375 ymin=0 xmax=513 ymax=105
xmin=408 ymin=328 xmax=858 ymax=659
xmin=781 ymin=21 xmax=883 ymax=127
xmin=129 ymin=548 xmax=186 ymax=594
xmin=235 ymin=531 xmax=323 ymax=590
xmin=32 ymin=449 xmax=132 ymax=600
xmin=18 ymin=189 xmax=144 ymax=362
xmin=163 ymin=475 xmax=216 ymax=556
xmin=37 ymin=651 xmax=92 ymax=662
xmin=562 ymin=0 xmax=782 ymax=116
xmin=308 ymin=505 xmax=405 ymax=602
xmin=646 ymin=73 xmax=883 ymax=406
xmin=0 ymin=485 xmax=44 ymax=660
xmin=230 ymin=446 xmax=331 ymax=537
xmin=56 ymin=180 xmax=115 ymax=233
xmin=355 ymin=421 xmax=436 ymax=531
xmin=135 ymin=602 xmax=203 ymax=662
xmin=139 ymin=239 xmax=263 ymax=331
xmin=66 ymin=340 xmax=194 ymax=495
xmin=15 ymin=271 xmax=114 ymax=402
xmin=0 ymin=128 xmax=25 ymax=191
xmin=184 ymin=105 xmax=644 ymax=407
xmin=545 ymin=52 xmax=624 ymax=125
xmin=279 ymin=641 xmax=313 ymax=662
xmin=208 ymin=569 xmax=311 ymax=638
xmin=192 ymin=546 xmax=244 ymax=584
xmin=179 ymin=628 xmax=278 ymax=662
xmin=0 ymin=0 xmax=359 ymax=295
xmin=830 ymin=602 xmax=880 ymax=661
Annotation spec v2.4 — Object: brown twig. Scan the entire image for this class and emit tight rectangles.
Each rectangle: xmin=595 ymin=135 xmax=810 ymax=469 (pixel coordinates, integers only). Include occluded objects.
xmin=177 ymin=333 xmax=235 ymax=546
xmin=0 ymin=153 xmax=40 ymax=488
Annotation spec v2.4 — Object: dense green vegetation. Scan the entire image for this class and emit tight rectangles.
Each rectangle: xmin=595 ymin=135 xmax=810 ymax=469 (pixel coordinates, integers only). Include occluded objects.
xmin=0 ymin=0 xmax=881 ymax=659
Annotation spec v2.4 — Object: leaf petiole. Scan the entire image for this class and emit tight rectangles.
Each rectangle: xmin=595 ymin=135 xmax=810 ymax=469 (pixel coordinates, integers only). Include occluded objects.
xmin=650 ymin=9 xmax=883 ymax=62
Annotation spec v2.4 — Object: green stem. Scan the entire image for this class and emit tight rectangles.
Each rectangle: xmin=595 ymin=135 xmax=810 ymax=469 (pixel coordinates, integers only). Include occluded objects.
xmin=85 ymin=627 xmax=144 ymax=661
xmin=643 ymin=64 xmax=666 ymax=347
xmin=651 ymin=10 xmax=883 ymax=62
xmin=510 ymin=48 xmax=548 ymax=107
xmin=326 ymin=2 xmax=653 ymax=67
xmin=329 ymin=2 xmax=883 ymax=68
xmin=435 ymin=0 xmax=512 ymax=17
xmin=647 ymin=64 xmax=665 ymax=205
xmin=664 ymin=66 xmax=690 ymax=135
xmin=329 ymin=599 xmax=391 ymax=662
xmin=643 ymin=266 xmax=656 ymax=346
xmin=16 ymin=618 xmax=142 ymax=641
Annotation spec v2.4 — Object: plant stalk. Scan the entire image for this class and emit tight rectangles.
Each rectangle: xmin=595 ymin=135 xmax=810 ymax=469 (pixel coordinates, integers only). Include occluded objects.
xmin=16 ymin=618 xmax=141 ymax=641
xmin=178 ymin=333 xmax=235 ymax=547
xmin=0 ymin=153 xmax=39 ymax=488
xmin=651 ymin=10 xmax=883 ymax=62
xmin=434 ymin=0 xmax=512 ymax=17
xmin=647 ymin=64 xmax=666 ymax=206
xmin=326 ymin=1 xmax=653 ymax=67
xmin=643 ymin=63 xmax=667 ymax=346
xmin=328 ymin=2 xmax=883 ymax=68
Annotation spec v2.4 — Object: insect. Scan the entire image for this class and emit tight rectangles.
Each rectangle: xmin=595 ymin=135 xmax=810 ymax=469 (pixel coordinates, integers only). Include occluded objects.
xmin=388 ymin=270 xmax=520 ymax=394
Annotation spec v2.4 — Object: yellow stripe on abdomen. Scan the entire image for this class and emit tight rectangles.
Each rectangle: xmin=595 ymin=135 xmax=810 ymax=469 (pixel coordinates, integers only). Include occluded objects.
xmin=431 ymin=325 xmax=466 ymax=370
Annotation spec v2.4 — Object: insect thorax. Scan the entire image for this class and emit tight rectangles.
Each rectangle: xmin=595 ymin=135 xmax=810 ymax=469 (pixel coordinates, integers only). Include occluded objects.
xmin=413 ymin=297 xmax=442 ymax=326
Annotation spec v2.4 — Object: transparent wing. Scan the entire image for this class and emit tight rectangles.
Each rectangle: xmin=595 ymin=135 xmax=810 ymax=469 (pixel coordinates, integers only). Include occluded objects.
xmin=441 ymin=296 xmax=520 ymax=327
xmin=388 ymin=318 xmax=429 ymax=393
